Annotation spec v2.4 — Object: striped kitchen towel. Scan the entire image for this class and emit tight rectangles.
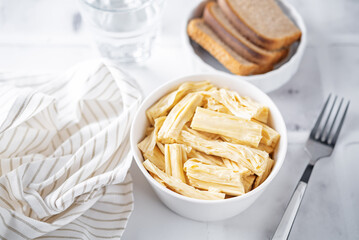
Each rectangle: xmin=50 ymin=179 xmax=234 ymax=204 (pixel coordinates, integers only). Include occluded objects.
xmin=0 ymin=59 xmax=142 ymax=239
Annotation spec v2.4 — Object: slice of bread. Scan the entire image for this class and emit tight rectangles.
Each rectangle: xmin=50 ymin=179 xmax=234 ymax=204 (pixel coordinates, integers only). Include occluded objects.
xmin=187 ymin=18 xmax=272 ymax=75
xmin=218 ymin=0 xmax=301 ymax=50
xmin=204 ymin=2 xmax=288 ymax=65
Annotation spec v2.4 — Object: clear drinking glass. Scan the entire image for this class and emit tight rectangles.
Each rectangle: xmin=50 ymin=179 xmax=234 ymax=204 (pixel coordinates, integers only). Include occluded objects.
xmin=79 ymin=0 xmax=165 ymax=63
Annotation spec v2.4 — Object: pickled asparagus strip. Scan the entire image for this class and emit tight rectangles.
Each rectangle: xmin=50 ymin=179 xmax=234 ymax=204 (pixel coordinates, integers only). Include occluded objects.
xmin=221 ymin=159 xmax=255 ymax=192
xmin=185 ymin=126 xmax=218 ymax=141
xmin=164 ymin=144 xmax=187 ymax=182
xmin=150 ymin=172 xmax=166 ymax=186
xmin=157 ymin=142 xmax=165 ymax=154
xmin=158 ymin=93 xmax=203 ymax=143
xmin=188 ymin=150 xmax=224 ymax=166
xmin=191 ymin=107 xmax=263 ymax=147
xmin=184 ymin=159 xmax=250 ymax=183
xmin=222 ymin=158 xmax=244 ymax=171
xmin=242 ymin=175 xmax=256 ymax=193
xmin=143 ymin=160 xmax=225 ymax=200
xmin=222 ymin=158 xmax=236 ymax=169
xmin=254 ymin=158 xmax=274 ymax=188
xmin=138 ymin=116 xmax=166 ymax=157
xmin=178 ymin=127 xmax=268 ymax=175
xmin=146 ymin=81 xmax=214 ymax=124
xmin=221 ymin=129 xmax=278 ymax=153
xmin=206 ymin=89 xmax=269 ymax=123
xmin=154 ymin=116 xmax=166 ymax=134
xmin=253 ymin=120 xmax=280 ymax=148
xmin=138 ymin=130 xmax=156 ymax=157
xmin=206 ymin=97 xmax=231 ymax=114
xmin=145 ymin=127 xmax=154 ymax=136
xmin=257 ymin=143 xmax=274 ymax=154
xmin=144 ymin=146 xmax=165 ymax=171
xmin=184 ymin=159 xmax=247 ymax=196
xmin=164 ymin=145 xmax=172 ymax=175
xmin=186 ymin=123 xmax=219 ymax=140
xmin=222 ymin=159 xmax=252 ymax=178
xmin=187 ymin=178 xmax=244 ymax=196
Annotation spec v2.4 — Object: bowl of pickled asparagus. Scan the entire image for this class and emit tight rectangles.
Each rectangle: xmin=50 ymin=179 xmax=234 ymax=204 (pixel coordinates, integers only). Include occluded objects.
xmin=130 ymin=74 xmax=287 ymax=221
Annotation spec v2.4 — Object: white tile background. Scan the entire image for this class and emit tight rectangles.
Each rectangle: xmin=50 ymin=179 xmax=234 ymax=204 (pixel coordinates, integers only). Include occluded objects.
xmin=0 ymin=0 xmax=358 ymax=239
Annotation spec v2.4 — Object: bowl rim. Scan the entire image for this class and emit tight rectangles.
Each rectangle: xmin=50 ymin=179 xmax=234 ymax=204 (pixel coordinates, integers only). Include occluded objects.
xmin=130 ymin=73 xmax=288 ymax=204
xmin=181 ymin=0 xmax=307 ymax=80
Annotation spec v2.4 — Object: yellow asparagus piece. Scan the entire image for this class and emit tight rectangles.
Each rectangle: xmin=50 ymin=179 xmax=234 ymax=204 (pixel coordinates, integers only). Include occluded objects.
xmin=154 ymin=116 xmax=166 ymax=133
xmin=157 ymin=142 xmax=165 ymax=154
xmin=150 ymin=172 xmax=166 ymax=186
xmin=184 ymin=159 xmax=249 ymax=196
xmin=145 ymin=127 xmax=154 ymax=136
xmin=164 ymin=144 xmax=187 ymax=182
xmin=188 ymin=178 xmax=245 ymax=196
xmin=253 ymin=120 xmax=280 ymax=149
xmin=143 ymin=160 xmax=225 ymax=200
xmin=243 ymin=175 xmax=256 ymax=192
xmin=206 ymin=97 xmax=231 ymax=114
xmin=205 ymin=89 xmax=269 ymax=123
xmin=257 ymin=143 xmax=274 ymax=154
xmin=138 ymin=130 xmax=156 ymax=157
xmin=191 ymin=107 xmax=263 ymax=148
xmin=187 ymin=150 xmax=224 ymax=166
xmin=146 ymin=81 xmax=214 ymax=124
xmin=138 ymin=116 xmax=166 ymax=157
xmin=254 ymin=158 xmax=274 ymax=188
xmin=222 ymin=159 xmax=255 ymax=192
xmin=178 ymin=127 xmax=268 ymax=175
xmin=219 ymin=120 xmax=280 ymax=154
xmin=158 ymin=93 xmax=203 ymax=143
xmin=144 ymin=146 xmax=165 ymax=171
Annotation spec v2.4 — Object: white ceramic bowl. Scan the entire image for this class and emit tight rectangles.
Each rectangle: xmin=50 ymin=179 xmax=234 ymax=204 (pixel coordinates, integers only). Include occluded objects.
xmin=183 ymin=0 xmax=307 ymax=93
xmin=130 ymin=74 xmax=288 ymax=221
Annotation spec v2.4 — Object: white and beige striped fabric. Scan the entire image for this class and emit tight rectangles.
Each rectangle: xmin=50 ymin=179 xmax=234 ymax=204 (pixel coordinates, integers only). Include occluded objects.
xmin=0 ymin=59 xmax=142 ymax=239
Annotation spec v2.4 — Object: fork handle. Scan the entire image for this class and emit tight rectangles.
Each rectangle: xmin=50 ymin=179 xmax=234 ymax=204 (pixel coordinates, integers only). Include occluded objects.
xmin=272 ymin=164 xmax=314 ymax=240
xmin=272 ymin=181 xmax=307 ymax=240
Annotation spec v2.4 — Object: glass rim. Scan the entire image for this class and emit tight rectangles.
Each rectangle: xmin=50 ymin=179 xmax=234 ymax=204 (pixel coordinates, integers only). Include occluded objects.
xmin=79 ymin=0 xmax=163 ymax=13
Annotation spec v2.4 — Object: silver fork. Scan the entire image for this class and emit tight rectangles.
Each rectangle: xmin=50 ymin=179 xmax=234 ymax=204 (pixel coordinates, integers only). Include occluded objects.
xmin=272 ymin=94 xmax=350 ymax=240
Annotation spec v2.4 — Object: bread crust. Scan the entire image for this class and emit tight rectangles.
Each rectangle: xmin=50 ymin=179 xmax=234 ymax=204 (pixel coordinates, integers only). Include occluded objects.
xmin=188 ymin=19 xmax=262 ymax=75
xmin=218 ymin=0 xmax=301 ymax=50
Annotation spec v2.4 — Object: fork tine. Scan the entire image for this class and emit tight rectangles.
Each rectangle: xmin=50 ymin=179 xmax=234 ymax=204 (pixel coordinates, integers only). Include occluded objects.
xmin=319 ymin=95 xmax=337 ymax=140
xmin=330 ymin=101 xmax=350 ymax=145
xmin=310 ymin=94 xmax=331 ymax=139
xmin=326 ymin=98 xmax=343 ymax=141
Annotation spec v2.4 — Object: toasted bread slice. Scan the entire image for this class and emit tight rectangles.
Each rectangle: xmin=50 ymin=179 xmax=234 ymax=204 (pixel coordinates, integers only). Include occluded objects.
xmin=218 ymin=0 xmax=301 ymax=50
xmin=187 ymin=18 xmax=272 ymax=75
xmin=204 ymin=2 xmax=288 ymax=65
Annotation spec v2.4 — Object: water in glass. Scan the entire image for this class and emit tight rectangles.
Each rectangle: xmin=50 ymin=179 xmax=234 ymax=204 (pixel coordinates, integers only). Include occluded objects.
xmin=80 ymin=0 xmax=165 ymax=63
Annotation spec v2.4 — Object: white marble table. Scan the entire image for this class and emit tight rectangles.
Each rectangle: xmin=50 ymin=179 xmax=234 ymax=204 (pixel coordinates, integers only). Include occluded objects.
xmin=1 ymin=0 xmax=358 ymax=239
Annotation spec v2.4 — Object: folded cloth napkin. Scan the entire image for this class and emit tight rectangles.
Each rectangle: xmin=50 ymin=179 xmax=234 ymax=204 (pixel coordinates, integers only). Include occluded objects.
xmin=0 ymin=59 xmax=142 ymax=239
